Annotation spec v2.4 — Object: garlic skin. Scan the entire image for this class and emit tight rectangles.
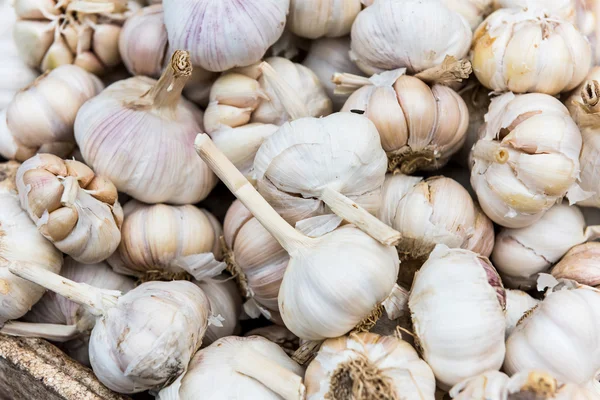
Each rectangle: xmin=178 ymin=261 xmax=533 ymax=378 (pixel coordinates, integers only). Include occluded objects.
xmin=108 ymin=200 xmax=224 ymax=280
xmin=472 ymin=8 xmax=591 ymax=95
xmin=157 ymin=336 xmax=305 ymax=400
xmin=491 ymin=203 xmax=596 ymax=289
xmin=442 ymin=0 xmax=493 ymax=29
xmin=504 ymin=289 xmax=539 ymax=338
xmin=409 ymin=245 xmax=506 ymax=389
xmin=470 ymin=92 xmax=584 ymax=228
xmin=163 ymin=0 xmax=290 ymax=72
xmin=350 ymin=0 xmax=472 ymax=75
xmin=302 ymin=37 xmax=365 ymax=111
xmin=0 ymin=161 xmax=63 ymax=325
xmin=75 ymin=50 xmax=217 ymax=204
xmin=552 ymin=242 xmax=600 ymax=287
xmin=0 ymin=64 xmax=103 ymax=161
xmin=287 ymin=0 xmax=362 ymax=39
xmin=305 ymin=332 xmax=436 ymax=400
xmin=16 ymin=154 xmax=123 ymax=263
xmin=196 ymin=277 xmax=242 ymax=345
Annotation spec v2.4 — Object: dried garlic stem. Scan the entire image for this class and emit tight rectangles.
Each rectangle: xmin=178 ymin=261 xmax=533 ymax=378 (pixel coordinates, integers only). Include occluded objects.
xmin=292 ymin=340 xmax=324 ymax=365
xmin=332 ymin=72 xmax=373 ymax=95
xmin=195 ymin=134 xmax=311 ymax=253
xmin=414 ymin=55 xmax=472 ymax=86
xmin=0 ymin=322 xmax=80 ymax=342
xmin=233 ymin=346 xmax=305 ymax=400
xmin=320 ymin=186 xmax=401 ymax=246
xmin=259 ymin=62 xmax=310 ymax=120
xmin=472 ymin=141 xmax=509 ymax=164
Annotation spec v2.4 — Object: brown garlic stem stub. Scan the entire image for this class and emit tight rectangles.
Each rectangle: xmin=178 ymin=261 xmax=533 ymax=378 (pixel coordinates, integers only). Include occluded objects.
xmin=413 ymin=56 xmax=472 ymax=86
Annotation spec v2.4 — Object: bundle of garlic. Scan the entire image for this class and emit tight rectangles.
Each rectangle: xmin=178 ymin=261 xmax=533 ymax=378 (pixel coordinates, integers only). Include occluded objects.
xmin=74 ymin=50 xmax=217 ymax=204
xmin=196 ymin=134 xmax=405 ymax=342
xmin=491 ymin=203 xmax=599 ymax=289
xmin=304 ymin=332 xmax=436 ymax=400
xmin=12 ymin=0 xmax=136 ymax=74
xmin=162 ymin=0 xmax=290 ymax=72
xmin=0 ymin=161 xmax=63 ymax=326
xmin=8 ymin=262 xmax=219 ymax=393
xmin=157 ymin=336 xmax=305 ymax=400
xmin=0 ymin=64 xmax=103 ymax=161
xmin=551 ymin=242 xmax=600 ymax=287
xmin=1 ymin=258 xmax=134 ymax=366
xmin=442 ymin=0 xmax=493 ymax=29
xmin=107 ymin=200 xmax=224 ymax=281
xmin=334 ymin=66 xmax=470 ymax=174
xmin=350 ymin=0 xmax=472 ymax=75
xmin=505 ymin=282 xmax=600 ymax=394
xmin=409 ymin=245 xmax=506 ymax=389
xmin=470 ymin=92 xmax=584 ymax=228
xmin=16 ymin=154 xmax=123 ymax=263
xmin=287 ymin=0 xmax=362 ymax=39
xmin=472 ymin=7 xmax=591 ymax=95
xmin=245 ymin=326 xmax=299 ymax=356
xmin=196 ymin=277 xmax=242 ymax=345
xmin=504 ymin=289 xmax=539 ymax=338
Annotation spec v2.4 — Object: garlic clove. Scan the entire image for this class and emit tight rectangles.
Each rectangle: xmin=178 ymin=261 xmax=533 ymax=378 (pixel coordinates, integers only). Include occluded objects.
xmin=209 ymin=73 xmax=266 ymax=109
xmin=13 ymin=20 xmax=54 ymax=68
xmin=74 ymin=52 xmax=105 ymax=76
xmin=551 ymin=242 xmax=600 ymax=287
xmin=39 ymin=206 xmax=79 ymax=242
xmin=14 ymin=0 xmax=60 ymax=19
xmin=64 ymin=159 xmax=95 ymax=187
xmin=22 ymin=168 xmax=64 ymax=218
xmin=85 ymin=176 xmax=119 ymax=205
xmin=287 ymin=0 xmax=362 ymax=39
xmin=92 ymin=24 xmax=122 ymax=68
xmin=40 ymin=33 xmax=75 ymax=71
xmin=204 ymin=103 xmax=253 ymax=132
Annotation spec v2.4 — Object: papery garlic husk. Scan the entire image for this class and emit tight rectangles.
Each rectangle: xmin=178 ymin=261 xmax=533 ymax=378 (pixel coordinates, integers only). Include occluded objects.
xmin=552 ymin=242 xmax=600 ymax=287
xmin=303 ymin=37 xmax=365 ymax=111
xmin=350 ymin=0 xmax=472 ymax=75
xmin=505 ymin=283 xmax=600 ymax=394
xmin=245 ymin=325 xmax=300 ymax=356
xmin=454 ymin=80 xmax=491 ymax=167
xmin=195 ymin=276 xmax=242 ymax=345
xmin=491 ymin=203 xmax=598 ymax=289
xmin=195 ymin=133 xmax=403 ymax=342
xmin=470 ymin=92 xmax=584 ymax=228
xmin=16 ymin=154 xmax=123 ymax=263
xmin=0 ymin=161 xmax=63 ymax=325
xmin=0 ymin=64 xmax=103 ymax=161
xmin=157 ymin=335 xmax=305 ymax=400
xmin=337 ymin=68 xmax=469 ymax=174
xmin=450 ymin=369 xmax=599 ymax=400
xmin=108 ymin=200 xmax=224 ymax=281
xmin=305 ymin=332 xmax=435 ymax=400
xmin=409 ymin=245 xmax=506 ymax=389
xmin=442 ymin=0 xmax=494 ymax=30
xmin=504 ymin=289 xmax=539 ymax=338
xmin=287 ymin=0 xmax=361 ymax=39
xmin=75 ymin=50 xmax=217 ymax=204
xmin=472 ymin=7 xmax=591 ymax=95
xmin=163 ymin=0 xmax=290 ymax=72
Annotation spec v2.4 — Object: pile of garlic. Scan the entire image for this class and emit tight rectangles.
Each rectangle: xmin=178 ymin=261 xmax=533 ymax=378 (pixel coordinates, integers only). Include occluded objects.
xmin=3 ymin=0 xmax=600 ymax=398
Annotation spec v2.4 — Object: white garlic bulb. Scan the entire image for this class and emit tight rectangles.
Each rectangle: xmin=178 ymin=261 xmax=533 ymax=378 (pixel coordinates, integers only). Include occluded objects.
xmin=470 ymin=92 xmax=584 ymax=228
xmin=287 ymin=0 xmax=361 ymax=39
xmin=157 ymin=336 xmax=305 ymax=400
xmin=9 ymin=263 xmax=217 ymax=394
xmin=504 ymin=289 xmax=539 ymax=338
xmin=409 ymin=245 xmax=506 ymax=389
xmin=163 ymin=0 xmax=290 ymax=72
xmin=196 ymin=134 xmax=404 ymax=341
xmin=0 ymin=161 xmax=63 ymax=325
xmin=335 ymin=68 xmax=470 ymax=174
xmin=505 ymin=283 xmax=600 ymax=394
xmin=75 ymin=50 xmax=217 ymax=204
xmin=350 ymin=0 xmax=472 ymax=75
xmin=442 ymin=0 xmax=494 ymax=29
xmin=108 ymin=200 xmax=224 ymax=280
xmin=16 ymin=154 xmax=123 ymax=264
xmin=196 ymin=277 xmax=242 ymax=345
xmin=491 ymin=203 xmax=598 ymax=289
xmin=552 ymin=242 xmax=600 ymax=287
xmin=472 ymin=7 xmax=591 ymax=95
xmin=0 ymin=64 xmax=103 ymax=161
xmin=305 ymin=332 xmax=436 ymax=400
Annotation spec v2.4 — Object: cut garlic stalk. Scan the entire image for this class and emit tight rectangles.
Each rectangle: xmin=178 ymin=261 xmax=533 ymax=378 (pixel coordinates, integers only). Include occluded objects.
xmin=552 ymin=242 xmax=600 ymax=287
xmin=505 ymin=289 xmax=539 ymax=338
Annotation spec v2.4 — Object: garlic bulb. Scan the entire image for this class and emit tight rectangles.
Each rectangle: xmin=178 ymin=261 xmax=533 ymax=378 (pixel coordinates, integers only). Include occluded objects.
xmin=454 ymin=81 xmax=491 ymax=167
xmin=350 ymin=0 xmax=472 ymax=75
xmin=504 ymin=289 xmax=539 ymax=338
xmin=304 ymin=332 xmax=435 ymax=400
xmin=9 ymin=263 xmax=217 ymax=393
xmin=163 ymin=0 xmax=290 ymax=72
xmin=196 ymin=134 xmax=403 ymax=341
xmin=505 ymin=283 xmax=600 ymax=394
xmin=13 ymin=0 xmax=130 ymax=74
xmin=302 ymin=37 xmax=365 ymax=111
xmin=0 ymin=64 xmax=103 ymax=161
xmin=287 ymin=0 xmax=361 ymax=39
xmin=16 ymin=154 xmax=123 ymax=263
xmin=0 ymin=161 xmax=63 ymax=325
xmin=470 ymin=92 xmax=584 ymax=228
xmin=245 ymin=326 xmax=299 ymax=356
xmin=196 ymin=277 xmax=242 ymax=345
xmin=491 ymin=203 xmax=598 ymax=289
xmin=75 ymin=50 xmax=217 ymax=204
xmin=552 ymin=242 xmax=600 ymax=287
xmin=442 ymin=0 xmax=494 ymax=29
xmin=409 ymin=245 xmax=506 ymax=389
xmin=157 ymin=336 xmax=305 ymax=400
xmin=108 ymin=200 xmax=224 ymax=280
xmin=335 ymin=67 xmax=469 ymax=174
xmin=472 ymin=7 xmax=591 ymax=95
xmin=492 ymin=0 xmax=575 ymax=17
